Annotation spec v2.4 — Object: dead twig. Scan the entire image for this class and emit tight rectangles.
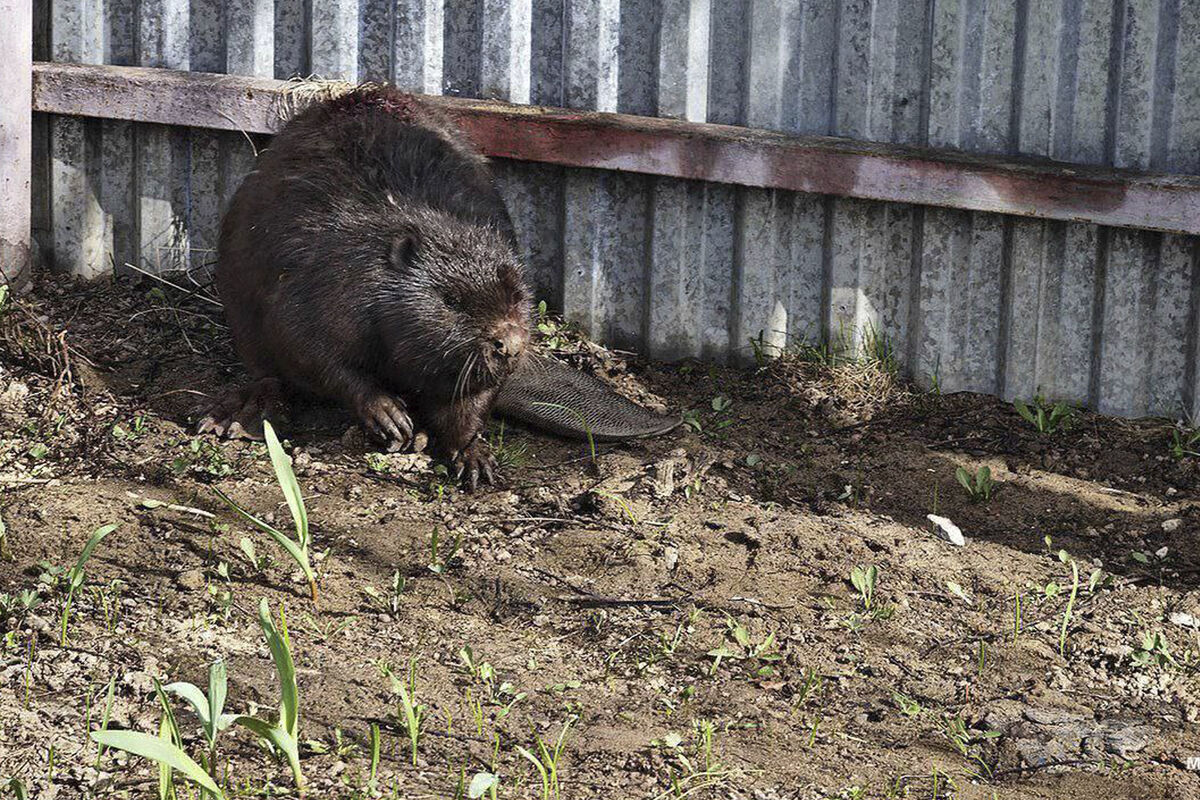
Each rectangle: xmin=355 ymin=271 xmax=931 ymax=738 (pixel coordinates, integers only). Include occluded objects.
xmin=121 ymin=262 xmax=222 ymax=307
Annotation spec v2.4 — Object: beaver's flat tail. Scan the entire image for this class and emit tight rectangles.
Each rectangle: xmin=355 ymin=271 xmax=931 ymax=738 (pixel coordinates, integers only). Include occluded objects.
xmin=494 ymin=354 xmax=682 ymax=442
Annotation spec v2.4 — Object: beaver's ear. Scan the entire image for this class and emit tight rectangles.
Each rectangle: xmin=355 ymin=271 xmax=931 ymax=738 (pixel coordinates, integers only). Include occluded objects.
xmin=389 ymin=235 xmax=417 ymax=269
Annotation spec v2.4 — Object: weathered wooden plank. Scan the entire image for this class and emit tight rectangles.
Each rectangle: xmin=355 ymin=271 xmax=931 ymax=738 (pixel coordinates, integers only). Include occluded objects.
xmin=0 ymin=0 xmax=33 ymax=288
xmin=29 ymin=61 xmax=1200 ymax=236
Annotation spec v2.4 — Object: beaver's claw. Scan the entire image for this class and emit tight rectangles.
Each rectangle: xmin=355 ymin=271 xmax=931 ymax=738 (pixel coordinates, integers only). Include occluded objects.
xmin=452 ymin=439 xmax=496 ymax=492
xmin=358 ymin=392 xmax=413 ymax=452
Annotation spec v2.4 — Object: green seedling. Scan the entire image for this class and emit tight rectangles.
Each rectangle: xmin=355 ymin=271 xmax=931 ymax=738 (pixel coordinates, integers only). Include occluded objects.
xmin=955 ymin=465 xmax=994 ymax=502
xmin=531 ymin=402 xmax=596 ymax=464
xmin=305 ymin=728 xmax=357 ymax=758
xmin=6 ymin=778 xmax=28 ymax=800
xmin=747 ymin=331 xmax=770 ymax=367
xmin=428 ymin=527 xmax=462 ymax=576
xmin=153 ymin=677 xmax=188 ymax=798
xmin=466 ymin=688 xmax=485 ymax=734
xmin=495 ymin=683 xmax=527 ymax=719
xmin=1133 ymin=631 xmax=1179 ymax=668
xmin=163 ymin=660 xmax=235 ymax=777
xmin=490 ymin=421 xmax=529 ymax=469
xmin=707 ymin=618 xmax=781 ymax=677
xmin=942 ymin=715 xmax=998 ymax=780
xmin=364 ymin=452 xmax=392 ymax=474
xmin=93 ymin=677 xmax=117 ymax=767
xmin=516 ymin=717 xmax=573 ymax=800
xmin=238 ymin=537 xmax=272 ymax=573
xmin=385 ymin=658 xmax=425 ymax=764
xmin=892 ymin=692 xmax=921 ymax=717
xmin=594 ymin=490 xmax=638 ymax=525
xmin=232 ymin=599 xmax=305 ymax=796
xmin=849 ymin=565 xmax=878 ymax=611
xmin=60 ymin=524 xmax=118 ymax=645
xmin=1013 ymin=395 xmax=1074 ymax=434
xmin=363 ymin=570 xmax=406 ymax=616
xmin=468 ymin=772 xmax=499 ymax=800
xmin=1057 ymin=550 xmax=1080 ymax=656
xmin=173 ymin=437 xmax=233 ymax=479
xmin=215 ymin=420 xmax=318 ymax=603
xmin=1169 ymin=426 xmax=1200 ymax=459
xmin=111 ymin=414 xmax=148 ymax=441
xmin=91 ymin=729 xmax=224 ymax=799
xmin=0 ymin=590 xmax=40 ymax=628
xmin=535 ymin=301 xmax=566 ymax=349
xmin=368 ymin=723 xmax=381 ymax=790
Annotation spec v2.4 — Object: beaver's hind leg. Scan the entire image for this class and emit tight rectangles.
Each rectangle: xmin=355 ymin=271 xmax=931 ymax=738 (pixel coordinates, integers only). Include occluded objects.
xmin=197 ymin=377 xmax=284 ymax=440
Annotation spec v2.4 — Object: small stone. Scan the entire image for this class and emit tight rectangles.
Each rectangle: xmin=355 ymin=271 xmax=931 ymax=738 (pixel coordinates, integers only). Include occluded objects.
xmin=25 ymin=614 xmax=51 ymax=633
xmin=177 ymin=569 xmax=206 ymax=591
xmin=1101 ymin=724 xmax=1152 ymax=757
xmin=1015 ymin=737 xmax=1072 ymax=769
xmin=1162 ymin=518 xmax=1182 ymax=533
xmin=123 ymin=670 xmax=156 ymax=695
xmin=663 ymin=545 xmax=679 ymax=573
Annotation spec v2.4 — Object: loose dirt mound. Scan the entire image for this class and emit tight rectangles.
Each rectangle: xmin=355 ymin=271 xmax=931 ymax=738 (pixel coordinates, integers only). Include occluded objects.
xmin=1 ymin=275 xmax=1198 ymax=799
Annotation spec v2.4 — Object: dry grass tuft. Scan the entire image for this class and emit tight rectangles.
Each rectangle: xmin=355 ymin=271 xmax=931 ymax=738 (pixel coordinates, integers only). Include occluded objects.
xmin=766 ymin=324 xmax=913 ymax=425
xmin=0 ymin=290 xmax=78 ymax=416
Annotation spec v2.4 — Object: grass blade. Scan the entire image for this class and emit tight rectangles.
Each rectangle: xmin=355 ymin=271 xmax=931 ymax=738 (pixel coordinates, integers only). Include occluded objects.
xmin=262 ymin=421 xmax=308 ymax=548
xmin=530 ymin=402 xmax=596 ymax=463
xmin=214 ymin=488 xmax=316 ymax=601
xmin=162 ymin=682 xmax=210 ymax=729
xmin=90 ymin=730 xmax=223 ymax=798
xmin=232 ymin=716 xmax=304 ymax=796
xmin=208 ymin=661 xmax=227 ymax=740
xmin=158 ymin=715 xmax=177 ymax=800
xmin=258 ymin=599 xmax=299 ymax=740
xmin=70 ymin=524 xmax=118 ymax=584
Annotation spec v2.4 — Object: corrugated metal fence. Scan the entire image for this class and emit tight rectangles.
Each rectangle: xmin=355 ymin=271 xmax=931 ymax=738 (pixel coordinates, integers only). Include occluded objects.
xmin=30 ymin=0 xmax=1200 ymax=419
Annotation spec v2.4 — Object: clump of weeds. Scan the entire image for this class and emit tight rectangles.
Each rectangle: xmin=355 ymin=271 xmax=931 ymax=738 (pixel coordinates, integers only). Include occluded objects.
xmin=955 ymin=465 xmax=994 ymax=502
xmin=1013 ymin=393 xmax=1075 ymax=434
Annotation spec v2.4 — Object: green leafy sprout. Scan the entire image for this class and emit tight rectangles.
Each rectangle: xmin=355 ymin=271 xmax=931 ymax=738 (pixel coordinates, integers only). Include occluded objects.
xmin=955 ymin=465 xmax=994 ymax=502
xmin=60 ymin=523 xmax=118 ymax=645
xmin=215 ymin=420 xmax=317 ymax=603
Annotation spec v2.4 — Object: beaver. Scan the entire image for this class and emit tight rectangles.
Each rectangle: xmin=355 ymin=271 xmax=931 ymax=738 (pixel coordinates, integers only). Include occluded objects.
xmin=201 ymin=86 xmax=531 ymax=488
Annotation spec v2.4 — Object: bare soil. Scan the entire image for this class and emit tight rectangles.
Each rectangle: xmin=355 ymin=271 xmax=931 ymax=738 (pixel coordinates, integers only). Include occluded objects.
xmin=2 ymin=274 xmax=1200 ymax=800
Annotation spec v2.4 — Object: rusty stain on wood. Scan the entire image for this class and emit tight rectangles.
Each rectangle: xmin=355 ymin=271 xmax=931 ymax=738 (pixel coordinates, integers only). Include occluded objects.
xmin=29 ymin=62 xmax=1200 ymax=236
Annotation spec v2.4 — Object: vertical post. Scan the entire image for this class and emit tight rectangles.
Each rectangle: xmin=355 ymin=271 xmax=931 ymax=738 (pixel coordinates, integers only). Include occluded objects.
xmin=0 ymin=0 xmax=33 ymax=290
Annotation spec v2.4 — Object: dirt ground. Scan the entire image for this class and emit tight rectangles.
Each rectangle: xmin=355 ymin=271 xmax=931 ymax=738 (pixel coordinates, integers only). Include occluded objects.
xmin=2 ymin=274 xmax=1200 ymax=800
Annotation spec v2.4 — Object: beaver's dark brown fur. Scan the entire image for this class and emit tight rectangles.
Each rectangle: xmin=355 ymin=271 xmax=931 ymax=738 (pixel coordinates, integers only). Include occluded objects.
xmin=201 ymin=86 xmax=532 ymax=488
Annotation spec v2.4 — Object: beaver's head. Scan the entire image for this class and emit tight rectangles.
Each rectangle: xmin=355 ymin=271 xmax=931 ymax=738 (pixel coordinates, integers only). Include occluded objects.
xmin=380 ymin=208 xmax=532 ymax=397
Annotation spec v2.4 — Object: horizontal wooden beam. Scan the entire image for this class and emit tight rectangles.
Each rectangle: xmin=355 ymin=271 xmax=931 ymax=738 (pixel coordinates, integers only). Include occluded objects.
xmin=31 ymin=62 xmax=1200 ymax=236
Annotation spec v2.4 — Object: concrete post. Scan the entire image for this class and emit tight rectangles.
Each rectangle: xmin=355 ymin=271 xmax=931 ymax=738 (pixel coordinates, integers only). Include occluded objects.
xmin=0 ymin=0 xmax=33 ymax=290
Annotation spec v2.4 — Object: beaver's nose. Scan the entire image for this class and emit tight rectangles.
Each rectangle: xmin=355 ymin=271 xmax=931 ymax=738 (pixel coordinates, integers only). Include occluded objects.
xmin=491 ymin=328 xmax=526 ymax=361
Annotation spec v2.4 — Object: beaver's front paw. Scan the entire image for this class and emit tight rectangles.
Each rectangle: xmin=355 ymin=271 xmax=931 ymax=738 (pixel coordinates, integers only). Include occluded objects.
xmin=357 ymin=392 xmax=413 ymax=452
xmin=451 ymin=439 xmax=496 ymax=492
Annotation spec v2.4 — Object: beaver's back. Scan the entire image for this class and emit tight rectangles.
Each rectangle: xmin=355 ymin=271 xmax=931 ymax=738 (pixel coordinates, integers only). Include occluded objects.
xmin=215 ymin=86 xmax=518 ymax=379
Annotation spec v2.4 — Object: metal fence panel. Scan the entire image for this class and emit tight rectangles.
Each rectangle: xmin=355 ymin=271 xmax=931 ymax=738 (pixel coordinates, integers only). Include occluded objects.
xmin=29 ymin=0 xmax=1200 ymax=419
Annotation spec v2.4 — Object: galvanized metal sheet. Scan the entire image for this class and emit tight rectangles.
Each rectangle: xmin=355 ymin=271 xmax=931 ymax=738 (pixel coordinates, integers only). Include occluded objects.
xmin=33 ymin=0 xmax=1200 ymax=419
